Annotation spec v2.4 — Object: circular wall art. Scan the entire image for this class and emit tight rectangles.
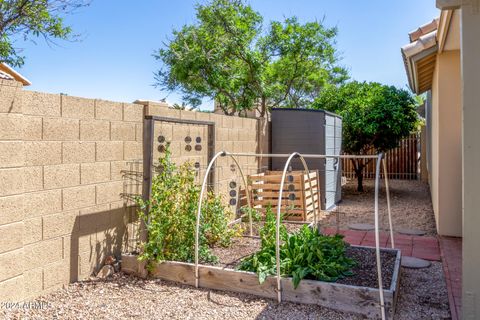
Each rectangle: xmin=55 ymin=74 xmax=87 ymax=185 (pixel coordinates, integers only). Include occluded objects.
xmin=229 ymin=181 xmax=237 ymax=189
xmin=158 ymin=145 xmax=165 ymax=153
xmin=184 ymin=136 xmax=192 ymax=143
xmin=229 ymin=198 xmax=237 ymax=206
xmin=196 ymin=136 xmax=202 ymax=143
xmin=185 ymin=145 xmax=192 ymax=152
xmin=195 ymin=144 xmax=202 ymax=151
xmin=194 ymin=162 xmax=200 ymax=169
xmin=158 ymin=135 xmax=165 ymax=143
xmin=229 ymin=190 xmax=237 ymax=197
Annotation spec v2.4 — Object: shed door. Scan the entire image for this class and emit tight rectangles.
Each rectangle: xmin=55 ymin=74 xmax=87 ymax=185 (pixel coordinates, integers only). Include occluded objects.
xmin=324 ymin=115 xmax=336 ymax=209
xmin=334 ymin=117 xmax=343 ymax=203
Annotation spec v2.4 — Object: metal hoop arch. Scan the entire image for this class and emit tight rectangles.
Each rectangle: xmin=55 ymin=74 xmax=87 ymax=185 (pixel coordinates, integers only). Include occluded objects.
xmin=194 ymin=151 xmax=253 ymax=288
xmin=274 ymin=152 xmax=318 ymax=303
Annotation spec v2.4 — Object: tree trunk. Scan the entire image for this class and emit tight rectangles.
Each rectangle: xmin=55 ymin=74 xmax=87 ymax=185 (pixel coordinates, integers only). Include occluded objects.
xmin=355 ymin=169 xmax=364 ymax=192
xmin=260 ymin=96 xmax=267 ymax=117
xmin=351 ymin=159 xmax=365 ymax=192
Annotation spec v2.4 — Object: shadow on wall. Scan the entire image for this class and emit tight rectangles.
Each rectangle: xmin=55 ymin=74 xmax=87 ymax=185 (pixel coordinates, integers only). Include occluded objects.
xmin=68 ymin=205 xmax=139 ymax=282
xmin=68 ymin=162 xmax=142 ymax=282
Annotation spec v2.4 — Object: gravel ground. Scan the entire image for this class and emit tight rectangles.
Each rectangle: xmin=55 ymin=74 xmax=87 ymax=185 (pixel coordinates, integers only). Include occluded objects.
xmin=1 ymin=261 xmax=450 ymax=320
xmin=320 ymin=179 xmax=437 ymax=236
xmin=2 ymin=180 xmax=447 ymax=319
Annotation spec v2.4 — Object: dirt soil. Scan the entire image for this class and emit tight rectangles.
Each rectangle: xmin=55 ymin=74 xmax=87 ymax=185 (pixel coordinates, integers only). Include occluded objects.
xmin=2 ymin=262 xmax=450 ymax=320
xmin=211 ymin=238 xmax=397 ymax=290
xmin=320 ymin=179 xmax=438 ymax=236
xmin=337 ymin=247 xmax=396 ymax=289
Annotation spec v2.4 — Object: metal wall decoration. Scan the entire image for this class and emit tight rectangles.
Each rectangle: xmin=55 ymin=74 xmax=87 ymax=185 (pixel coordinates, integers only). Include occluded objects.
xmin=157 ymin=135 xmax=167 ymax=153
xmin=195 ymin=136 xmax=202 ymax=152
xmin=229 ymin=180 xmax=237 ymax=206
xmin=184 ymin=136 xmax=193 ymax=152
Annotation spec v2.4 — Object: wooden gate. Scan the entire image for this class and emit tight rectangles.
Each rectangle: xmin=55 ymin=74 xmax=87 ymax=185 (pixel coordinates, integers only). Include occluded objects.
xmin=342 ymin=133 xmax=419 ymax=180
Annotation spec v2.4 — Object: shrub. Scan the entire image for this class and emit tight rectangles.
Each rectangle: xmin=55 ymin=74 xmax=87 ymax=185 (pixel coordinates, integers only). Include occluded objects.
xmin=136 ymin=147 xmax=233 ymax=264
xmin=239 ymin=208 xmax=356 ymax=288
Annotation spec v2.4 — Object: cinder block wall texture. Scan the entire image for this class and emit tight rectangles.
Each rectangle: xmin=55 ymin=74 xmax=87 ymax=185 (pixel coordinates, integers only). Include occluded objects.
xmin=0 ymin=81 xmax=266 ymax=302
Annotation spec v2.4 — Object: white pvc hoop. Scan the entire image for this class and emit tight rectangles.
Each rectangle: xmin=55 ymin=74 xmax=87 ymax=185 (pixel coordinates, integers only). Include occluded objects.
xmin=194 ymin=151 xmax=254 ymax=288
xmin=274 ymin=152 xmax=318 ymax=302
xmin=193 ymin=151 xmax=392 ymax=319
xmin=374 ymin=154 xmax=386 ymax=320
xmin=383 ymin=158 xmax=395 ymax=248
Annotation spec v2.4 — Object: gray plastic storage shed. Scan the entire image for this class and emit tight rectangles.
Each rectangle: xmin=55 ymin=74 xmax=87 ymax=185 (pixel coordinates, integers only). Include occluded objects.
xmin=271 ymin=108 xmax=342 ymax=210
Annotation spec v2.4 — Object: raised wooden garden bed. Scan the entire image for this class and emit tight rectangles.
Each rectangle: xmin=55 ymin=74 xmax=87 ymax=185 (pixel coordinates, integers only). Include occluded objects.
xmin=247 ymin=170 xmax=321 ymax=221
xmin=121 ymin=246 xmax=401 ymax=319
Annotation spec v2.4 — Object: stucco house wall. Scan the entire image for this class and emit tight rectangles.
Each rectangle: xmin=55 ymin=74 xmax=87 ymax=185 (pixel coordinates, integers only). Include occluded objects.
xmin=429 ymin=50 xmax=462 ymax=237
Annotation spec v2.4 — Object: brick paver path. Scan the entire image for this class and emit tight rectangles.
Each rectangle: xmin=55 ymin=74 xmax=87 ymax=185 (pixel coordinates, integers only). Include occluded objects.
xmin=439 ymin=236 xmax=462 ymax=320
xmin=322 ymin=228 xmax=441 ymax=261
xmin=322 ymin=228 xmax=463 ymax=319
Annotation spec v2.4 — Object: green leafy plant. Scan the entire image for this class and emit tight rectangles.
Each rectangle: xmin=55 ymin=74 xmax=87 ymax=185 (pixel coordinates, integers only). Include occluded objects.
xmin=311 ymin=81 xmax=419 ymax=191
xmin=155 ymin=0 xmax=348 ymax=116
xmin=241 ymin=206 xmax=262 ymax=223
xmin=239 ymin=208 xmax=356 ymax=288
xmin=0 ymin=0 xmax=89 ymax=67
xmin=136 ymin=147 xmax=233 ymax=265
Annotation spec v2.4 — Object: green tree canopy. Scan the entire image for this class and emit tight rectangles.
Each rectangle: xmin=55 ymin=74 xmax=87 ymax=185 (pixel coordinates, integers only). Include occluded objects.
xmin=155 ymin=0 xmax=348 ymax=116
xmin=0 ymin=0 xmax=88 ymax=67
xmin=311 ymin=81 xmax=419 ymax=191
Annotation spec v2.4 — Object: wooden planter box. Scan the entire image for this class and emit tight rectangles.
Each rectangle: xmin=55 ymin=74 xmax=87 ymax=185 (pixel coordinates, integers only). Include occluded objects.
xmin=247 ymin=170 xmax=321 ymax=221
xmin=122 ymin=246 xmax=401 ymax=319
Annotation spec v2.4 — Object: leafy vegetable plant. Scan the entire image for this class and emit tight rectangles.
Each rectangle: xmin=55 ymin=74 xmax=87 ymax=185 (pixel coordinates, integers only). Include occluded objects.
xmin=239 ymin=208 xmax=356 ymax=288
xmin=136 ymin=147 xmax=234 ymax=265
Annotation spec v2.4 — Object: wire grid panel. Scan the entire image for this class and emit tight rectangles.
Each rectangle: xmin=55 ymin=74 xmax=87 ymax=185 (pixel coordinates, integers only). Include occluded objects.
xmin=121 ymin=160 xmax=143 ymax=253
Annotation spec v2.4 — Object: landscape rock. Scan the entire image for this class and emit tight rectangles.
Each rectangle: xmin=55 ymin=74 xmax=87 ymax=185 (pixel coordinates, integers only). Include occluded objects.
xmin=97 ymin=265 xmax=114 ymax=279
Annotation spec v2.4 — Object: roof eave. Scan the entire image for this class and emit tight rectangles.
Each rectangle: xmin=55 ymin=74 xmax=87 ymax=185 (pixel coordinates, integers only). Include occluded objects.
xmin=0 ymin=63 xmax=31 ymax=86
xmin=402 ymin=45 xmax=438 ymax=94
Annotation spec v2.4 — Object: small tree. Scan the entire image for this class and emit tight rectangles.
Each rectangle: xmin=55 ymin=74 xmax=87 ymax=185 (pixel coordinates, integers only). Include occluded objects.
xmin=311 ymin=81 xmax=419 ymax=192
xmin=155 ymin=0 xmax=348 ymax=115
xmin=0 ymin=0 xmax=89 ymax=67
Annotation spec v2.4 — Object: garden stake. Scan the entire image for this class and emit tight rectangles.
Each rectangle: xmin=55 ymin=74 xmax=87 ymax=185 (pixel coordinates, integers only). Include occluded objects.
xmin=383 ymin=158 xmax=395 ymax=248
xmin=375 ymin=153 xmax=387 ymax=320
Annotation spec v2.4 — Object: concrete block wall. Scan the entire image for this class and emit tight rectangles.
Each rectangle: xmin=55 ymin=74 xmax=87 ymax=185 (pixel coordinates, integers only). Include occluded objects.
xmin=0 ymin=85 xmax=267 ymax=303
xmin=0 ymin=82 xmax=143 ymax=302
xmin=144 ymin=102 xmax=265 ymax=214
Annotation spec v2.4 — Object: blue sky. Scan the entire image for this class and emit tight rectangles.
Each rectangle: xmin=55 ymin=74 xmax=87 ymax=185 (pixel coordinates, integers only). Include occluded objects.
xmin=16 ymin=0 xmax=439 ymax=110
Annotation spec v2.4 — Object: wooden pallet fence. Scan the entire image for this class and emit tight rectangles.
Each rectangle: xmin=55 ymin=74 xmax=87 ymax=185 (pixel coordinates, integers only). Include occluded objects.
xmin=342 ymin=133 xmax=419 ymax=180
xmin=245 ymin=170 xmax=321 ymax=221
